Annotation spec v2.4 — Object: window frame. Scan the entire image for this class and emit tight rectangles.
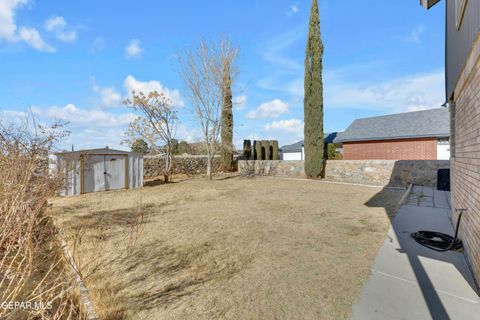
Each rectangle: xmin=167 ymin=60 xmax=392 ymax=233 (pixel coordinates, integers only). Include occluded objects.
xmin=437 ymin=137 xmax=450 ymax=145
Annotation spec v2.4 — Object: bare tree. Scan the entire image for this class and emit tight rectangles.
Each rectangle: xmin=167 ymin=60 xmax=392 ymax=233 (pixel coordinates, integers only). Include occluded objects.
xmin=178 ymin=36 xmax=238 ymax=179
xmin=123 ymin=91 xmax=178 ymax=183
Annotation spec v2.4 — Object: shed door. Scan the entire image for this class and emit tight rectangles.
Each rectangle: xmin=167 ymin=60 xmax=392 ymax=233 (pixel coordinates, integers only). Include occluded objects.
xmin=83 ymin=155 xmax=126 ymax=193
xmin=104 ymin=156 xmax=126 ymax=191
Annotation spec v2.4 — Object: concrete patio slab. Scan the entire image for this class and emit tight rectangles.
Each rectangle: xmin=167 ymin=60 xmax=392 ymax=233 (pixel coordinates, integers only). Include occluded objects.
xmin=352 ymin=270 xmax=479 ymax=320
xmin=433 ymin=189 xmax=451 ymax=209
xmin=351 ymin=186 xmax=480 ymax=320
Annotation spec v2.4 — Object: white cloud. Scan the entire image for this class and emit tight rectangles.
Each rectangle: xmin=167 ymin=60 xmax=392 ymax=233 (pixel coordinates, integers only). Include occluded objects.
xmin=259 ymin=26 xmax=305 ymax=71
xmin=90 ymin=36 xmax=105 ymax=53
xmin=93 ymin=84 xmax=122 ymax=108
xmin=287 ymin=4 xmax=299 ymax=16
xmin=0 ymin=0 xmax=54 ymax=52
xmin=23 ymin=103 xmax=138 ymax=150
xmin=263 ymin=119 xmax=303 ymax=134
xmin=44 ymin=16 xmax=65 ymax=31
xmin=405 ymin=25 xmax=425 ymax=45
xmin=256 ymin=26 xmax=305 ymax=99
xmin=56 ymin=30 xmax=76 ymax=42
xmin=258 ymin=53 xmax=444 ymax=114
xmin=37 ymin=103 xmax=136 ymax=128
xmin=325 ymin=71 xmax=444 ymax=112
xmin=233 ymin=95 xmax=248 ymax=110
xmin=66 ymin=127 xmax=128 ymax=150
xmin=18 ymin=27 xmax=55 ymax=52
xmin=1 ymin=109 xmax=30 ymax=126
xmin=0 ymin=0 xmax=26 ymax=39
xmin=44 ymin=16 xmax=77 ymax=42
xmin=123 ymin=75 xmax=185 ymax=107
xmin=176 ymin=123 xmax=203 ymax=142
xmin=246 ymin=99 xmax=289 ymax=120
xmin=261 ymin=118 xmax=304 ymax=146
xmin=125 ymin=39 xmax=142 ymax=58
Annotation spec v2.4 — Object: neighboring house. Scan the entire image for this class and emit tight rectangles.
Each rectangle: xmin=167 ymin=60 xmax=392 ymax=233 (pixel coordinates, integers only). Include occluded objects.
xmin=334 ymin=108 xmax=450 ymax=160
xmin=423 ymin=0 xmax=480 ymax=284
xmin=281 ymin=132 xmax=339 ymax=160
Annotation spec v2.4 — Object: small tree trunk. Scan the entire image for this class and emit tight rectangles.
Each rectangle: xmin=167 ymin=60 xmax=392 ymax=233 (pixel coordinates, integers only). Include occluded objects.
xmin=164 ymin=145 xmax=173 ymax=183
xmin=206 ymin=156 xmax=212 ymax=180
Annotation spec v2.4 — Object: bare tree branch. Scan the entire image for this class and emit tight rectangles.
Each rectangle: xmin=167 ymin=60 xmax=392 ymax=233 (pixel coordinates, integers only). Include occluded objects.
xmin=123 ymin=91 xmax=178 ymax=182
xmin=177 ymin=36 xmax=239 ymax=179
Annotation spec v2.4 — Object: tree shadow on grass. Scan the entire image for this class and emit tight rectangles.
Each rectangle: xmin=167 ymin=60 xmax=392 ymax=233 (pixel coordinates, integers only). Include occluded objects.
xmin=144 ymin=175 xmax=192 ymax=187
xmin=53 ymin=204 xmax=160 ymax=247
xmin=106 ymin=239 xmax=248 ymax=314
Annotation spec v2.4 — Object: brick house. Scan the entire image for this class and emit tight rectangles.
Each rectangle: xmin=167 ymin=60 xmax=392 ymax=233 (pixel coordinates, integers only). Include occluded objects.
xmin=334 ymin=108 xmax=450 ymax=160
xmin=422 ymin=0 xmax=480 ymax=284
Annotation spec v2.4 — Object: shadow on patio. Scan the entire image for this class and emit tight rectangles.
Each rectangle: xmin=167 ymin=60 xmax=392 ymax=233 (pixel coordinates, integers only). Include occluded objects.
xmin=354 ymin=177 xmax=480 ymax=319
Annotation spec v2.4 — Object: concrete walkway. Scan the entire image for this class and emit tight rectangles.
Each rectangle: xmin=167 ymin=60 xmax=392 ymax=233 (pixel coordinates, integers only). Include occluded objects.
xmin=351 ymin=185 xmax=480 ymax=320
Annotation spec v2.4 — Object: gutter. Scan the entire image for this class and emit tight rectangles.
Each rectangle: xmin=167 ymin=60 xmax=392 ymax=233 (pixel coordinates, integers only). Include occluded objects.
xmin=335 ymin=134 xmax=450 ymax=144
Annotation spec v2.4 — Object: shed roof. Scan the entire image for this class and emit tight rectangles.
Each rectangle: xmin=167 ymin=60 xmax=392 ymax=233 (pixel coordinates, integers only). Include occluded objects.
xmin=54 ymin=147 xmax=144 ymax=156
xmin=281 ymin=132 xmax=338 ymax=153
xmin=334 ymin=108 xmax=450 ymax=143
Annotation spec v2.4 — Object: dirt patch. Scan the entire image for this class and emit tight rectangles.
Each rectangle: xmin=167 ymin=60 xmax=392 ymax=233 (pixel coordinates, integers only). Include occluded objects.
xmin=50 ymin=176 xmax=403 ymax=320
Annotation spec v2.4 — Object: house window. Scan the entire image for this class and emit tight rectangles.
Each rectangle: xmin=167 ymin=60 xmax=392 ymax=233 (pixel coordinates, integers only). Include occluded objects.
xmin=438 ymin=137 xmax=450 ymax=145
xmin=455 ymin=0 xmax=468 ymax=29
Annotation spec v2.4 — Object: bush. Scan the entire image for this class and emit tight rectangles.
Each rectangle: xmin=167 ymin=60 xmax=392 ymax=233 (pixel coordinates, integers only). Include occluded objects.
xmin=326 ymin=143 xmax=343 ymax=160
xmin=131 ymin=139 xmax=149 ymax=153
xmin=0 ymin=120 xmax=84 ymax=319
xmin=327 ymin=143 xmax=336 ymax=160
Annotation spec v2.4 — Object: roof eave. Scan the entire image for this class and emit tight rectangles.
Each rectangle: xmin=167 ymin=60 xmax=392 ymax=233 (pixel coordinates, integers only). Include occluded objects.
xmin=282 ymin=149 xmax=303 ymax=153
xmin=420 ymin=0 xmax=441 ymax=10
xmin=335 ymin=133 xmax=450 ymax=143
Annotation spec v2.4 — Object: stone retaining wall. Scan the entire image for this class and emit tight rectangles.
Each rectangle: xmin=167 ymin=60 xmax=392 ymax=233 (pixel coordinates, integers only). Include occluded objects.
xmin=238 ymin=160 xmax=450 ymax=187
xmin=144 ymin=155 xmax=223 ymax=178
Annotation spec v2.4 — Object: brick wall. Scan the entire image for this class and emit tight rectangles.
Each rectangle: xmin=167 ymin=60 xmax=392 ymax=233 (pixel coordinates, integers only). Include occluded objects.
xmin=451 ymin=33 xmax=480 ymax=285
xmin=343 ymin=138 xmax=437 ymax=160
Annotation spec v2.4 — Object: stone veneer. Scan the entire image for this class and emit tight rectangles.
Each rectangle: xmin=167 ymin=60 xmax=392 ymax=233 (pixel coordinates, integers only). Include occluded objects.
xmin=144 ymin=155 xmax=223 ymax=178
xmin=238 ymin=160 xmax=450 ymax=187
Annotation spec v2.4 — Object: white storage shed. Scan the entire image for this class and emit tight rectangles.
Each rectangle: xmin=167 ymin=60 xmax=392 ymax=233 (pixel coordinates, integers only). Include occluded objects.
xmin=49 ymin=148 xmax=144 ymax=196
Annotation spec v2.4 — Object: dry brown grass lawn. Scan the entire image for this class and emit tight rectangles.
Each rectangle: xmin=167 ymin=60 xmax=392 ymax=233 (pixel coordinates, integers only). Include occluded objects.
xmin=49 ymin=176 xmax=403 ymax=320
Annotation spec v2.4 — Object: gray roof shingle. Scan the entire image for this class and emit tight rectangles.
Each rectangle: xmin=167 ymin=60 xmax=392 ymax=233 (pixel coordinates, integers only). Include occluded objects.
xmin=281 ymin=132 xmax=338 ymax=153
xmin=334 ymin=108 xmax=450 ymax=143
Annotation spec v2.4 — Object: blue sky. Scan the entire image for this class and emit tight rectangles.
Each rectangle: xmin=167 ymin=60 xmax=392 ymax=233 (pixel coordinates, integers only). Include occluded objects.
xmin=1 ymin=0 xmax=445 ymax=151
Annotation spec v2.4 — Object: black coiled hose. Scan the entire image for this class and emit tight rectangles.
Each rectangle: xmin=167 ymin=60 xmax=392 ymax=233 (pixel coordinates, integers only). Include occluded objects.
xmin=410 ymin=210 xmax=464 ymax=252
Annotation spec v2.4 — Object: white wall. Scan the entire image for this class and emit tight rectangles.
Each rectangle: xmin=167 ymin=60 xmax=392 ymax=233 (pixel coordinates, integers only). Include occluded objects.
xmin=128 ymin=154 xmax=144 ymax=189
xmin=437 ymin=143 xmax=450 ymax=160
xmin=282 ymin=147 xmax=305 ymax=161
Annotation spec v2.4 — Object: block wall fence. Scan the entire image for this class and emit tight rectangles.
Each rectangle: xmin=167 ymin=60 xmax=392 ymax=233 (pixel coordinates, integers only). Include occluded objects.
xmin=237 ymin=160 xmax=450 ymax=187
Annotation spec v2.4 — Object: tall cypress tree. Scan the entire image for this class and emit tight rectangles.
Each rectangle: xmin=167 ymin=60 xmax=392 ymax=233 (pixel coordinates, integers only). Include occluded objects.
xmin=304 ymin=0 xmax=324 ymax=178
xmin=220 ymin=61 xmax=234 ymax=171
